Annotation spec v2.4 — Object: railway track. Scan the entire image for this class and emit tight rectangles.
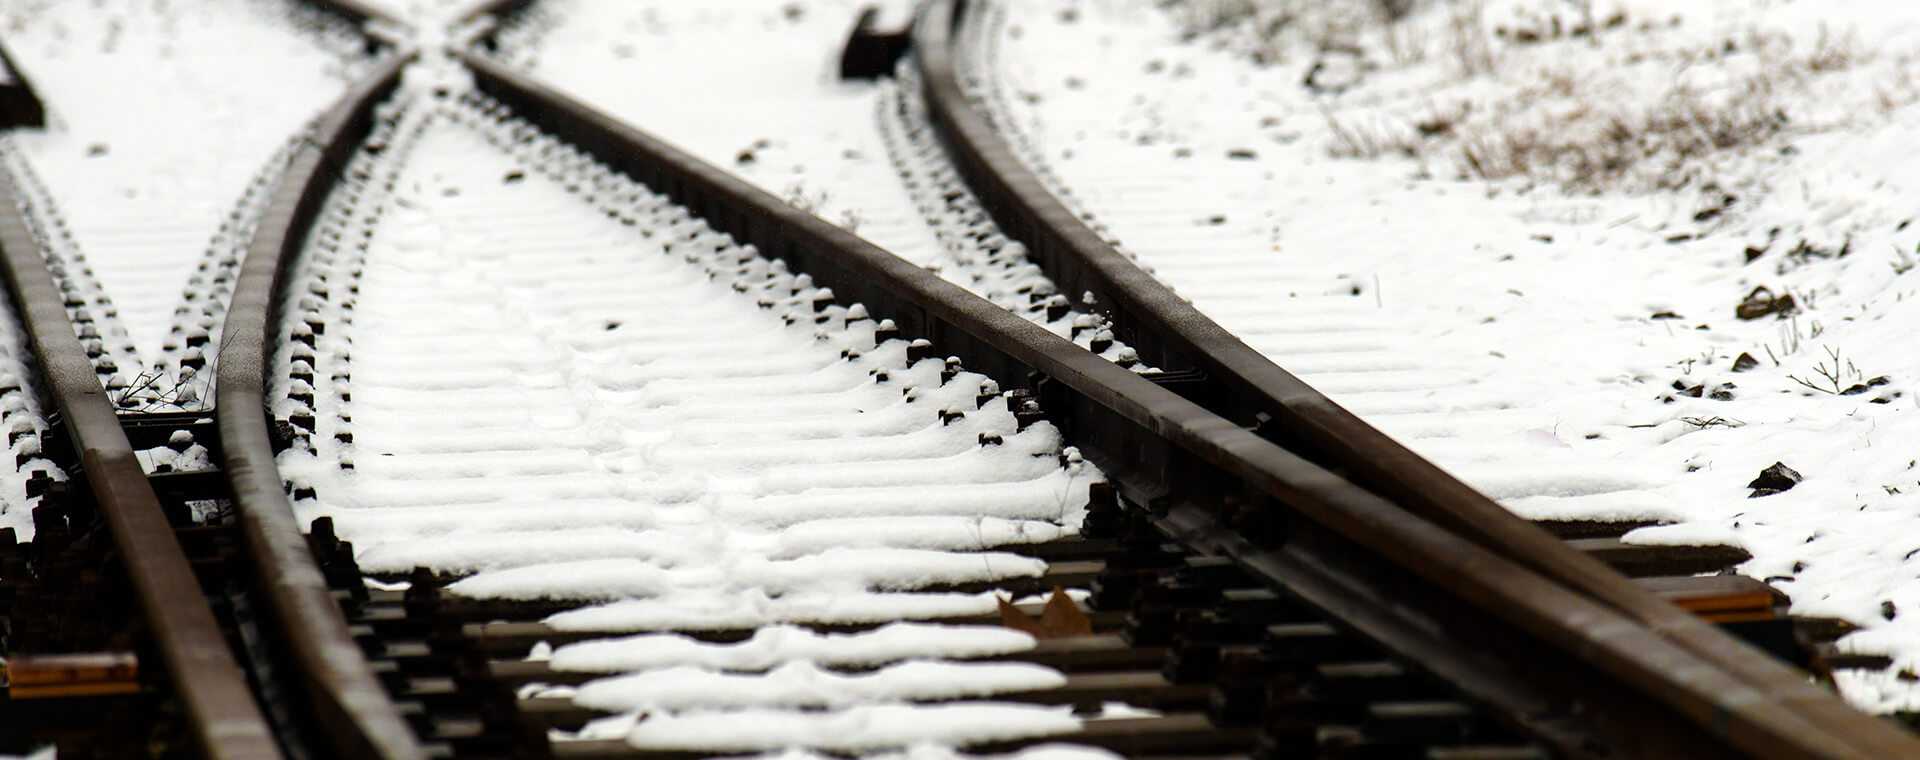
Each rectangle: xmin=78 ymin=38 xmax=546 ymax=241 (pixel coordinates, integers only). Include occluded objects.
xmin=0 ymin=1 xmax=1914 ymax=758
xmin=0 ymin=104 xmax=280 ymax=758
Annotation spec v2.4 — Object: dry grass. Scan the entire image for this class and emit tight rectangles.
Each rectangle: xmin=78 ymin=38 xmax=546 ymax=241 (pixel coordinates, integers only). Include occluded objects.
xmin=1450 ymin=74 xmax=1794 ymax=192
xmin=1443 ymin=2 xmax=1495 ymax=76
xmin=1442 ymin=28 xmax=1871 ymax=192
xmin=1273 ymin=3 xmax=1904 ymax=194
xmin=1165 ymin=0 xmax=1415 ymax=66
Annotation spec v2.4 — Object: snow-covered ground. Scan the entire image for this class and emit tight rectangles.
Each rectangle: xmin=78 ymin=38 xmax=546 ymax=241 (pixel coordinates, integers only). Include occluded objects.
xmin=974 ymin=0 xmax=1920 ymax=711
xmin=495 ymin=0 xmax=930 ymax=260
xmin=492 ymin=0 xmax=1152 ymax=366
xmin=270 ymin=74 xmax=1108 ymax=751
xmin=0 ymin=0 xmax=369 ymax=382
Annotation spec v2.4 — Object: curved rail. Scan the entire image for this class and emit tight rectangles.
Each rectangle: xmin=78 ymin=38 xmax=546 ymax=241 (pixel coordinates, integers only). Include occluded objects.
xmin=217 ymin=52 xmax=426 ymax=760
xmin=912 ymin=2 xmax=1917 ymax=757
xmin=0 ymin=142 xmax=280 ymax=759
xmin=451 ymin=50 xmax=1910 ymax=758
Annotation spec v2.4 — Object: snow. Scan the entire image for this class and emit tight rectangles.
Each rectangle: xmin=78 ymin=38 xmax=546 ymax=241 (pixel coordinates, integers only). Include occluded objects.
xmin=610 ymin=703 xmax=1080 ymax=752
xmin=571 ymin=660 xmax=1067 ymax=712
xmin=548 ymin=623 xmax=1037 ymax=673
xmin=271 ymin=71 xmax=1097 ymax=749
xmin=0 ymin=0 xmax=369 ymax=378
xmin=545 ymin=589 xmax=1014 ymax=633
xmin=745 ymin=747 xmax=1119 ymax=760
xmin=492 ymin=0 xmax=1151 ymax=367
xmin=495 ymin=0 xmax=928 ymax=258
xmin=973 ymin=0 xmax=1920 ymax=711
xmin=444 ymin=549 xmax=1048 ymax=601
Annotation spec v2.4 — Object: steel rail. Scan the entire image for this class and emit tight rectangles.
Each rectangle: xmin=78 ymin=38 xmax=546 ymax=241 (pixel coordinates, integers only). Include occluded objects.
xmin=0 ymin=151 xmax=281 ymax=759
xmin=216 ymin=52 xmax=427 ymax=760
xmin=452 ymin=0 xmax=536 ymax=26
xmin=911 ymin=2 xmax=1919 ymax=757
xmin=304 ymin=0 xmax=405 ymax=28
xmin=449 ymin=51 xmax=1912 ymax=758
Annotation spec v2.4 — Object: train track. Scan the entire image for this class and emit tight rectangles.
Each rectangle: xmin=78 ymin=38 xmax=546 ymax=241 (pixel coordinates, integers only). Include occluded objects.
xmin=0 ymin=93 xmax=281 ymax=759
xmin=0 ymin=1 xmax=1913 ymax=758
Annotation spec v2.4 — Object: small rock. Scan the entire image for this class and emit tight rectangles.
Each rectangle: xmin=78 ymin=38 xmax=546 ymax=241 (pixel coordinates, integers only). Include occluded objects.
xmin=1746 ymin=461 xmax=1803 ymax=497
xmin=1885 ymin=600 xmax=1900 ymax=621
xmin=1731 ymin=352 xmax=1760 ymax=372
xmin=1226 ymin=148 xmax=1258 ymax=160
xmin=1650 ymin=310 xmax=1681 ymax=320
xmin=1735 ymin=286 xmax=1796 ymax=320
